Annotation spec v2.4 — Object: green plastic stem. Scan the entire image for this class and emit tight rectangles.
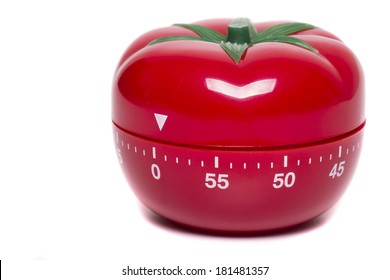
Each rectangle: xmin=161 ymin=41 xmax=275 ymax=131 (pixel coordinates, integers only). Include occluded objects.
xmin=227 ymin=18 xmax=252 ymax=45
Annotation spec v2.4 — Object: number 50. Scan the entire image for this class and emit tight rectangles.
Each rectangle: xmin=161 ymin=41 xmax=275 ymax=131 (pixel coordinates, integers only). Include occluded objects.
xmin=273 ymin=172 xmax=296 ymax=188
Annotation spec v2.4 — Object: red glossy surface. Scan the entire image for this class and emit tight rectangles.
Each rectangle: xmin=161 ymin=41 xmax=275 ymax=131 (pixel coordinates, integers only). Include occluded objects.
xmin=114 ymin=125 xmax=363 ymax=232
xmin=112 ymin=19 xmax=364 ymax=147
xmin=112 ymin=19 xmax=365 ymax=232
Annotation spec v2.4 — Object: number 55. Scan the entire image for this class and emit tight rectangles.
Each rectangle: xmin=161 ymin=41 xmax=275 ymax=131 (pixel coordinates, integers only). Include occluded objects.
xmin=205 ymin=173 xmax=229 ymax=189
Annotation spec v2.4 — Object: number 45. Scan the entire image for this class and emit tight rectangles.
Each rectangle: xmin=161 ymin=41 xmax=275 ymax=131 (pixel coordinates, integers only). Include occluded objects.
xmin=329 ymin=161 xmax=346 ymax=178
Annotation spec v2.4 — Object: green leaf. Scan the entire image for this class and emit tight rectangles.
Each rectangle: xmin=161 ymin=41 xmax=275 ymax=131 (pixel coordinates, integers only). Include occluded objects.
xmin=252 ymin=22 xmax=316 ymax=42
xmin=258 ymin=36 xmax=319 ymax=54
xmin=220 ymin=42 xmax=249 ymax=64
xmin=148 ymin=35 xmax=214 ymax=46
xmin=174 ymin=23 xmax=226 ymax=42
xmin=147 ymin=19 xmax=318 ymax=65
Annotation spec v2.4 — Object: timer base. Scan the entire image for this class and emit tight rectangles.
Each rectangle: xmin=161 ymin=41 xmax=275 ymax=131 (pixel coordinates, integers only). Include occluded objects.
xmin=143 ymin=204 xmax=336 ymax=235
xmin=114 ymin=124 xmax=364 ymax=232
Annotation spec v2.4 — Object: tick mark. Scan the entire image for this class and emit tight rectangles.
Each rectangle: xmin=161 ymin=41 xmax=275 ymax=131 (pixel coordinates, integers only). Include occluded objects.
xmin=188 ymin=159 xmax=191 ymax=166
xmin=244 ymin=163 xmax=247 ymax=169
xmin=134 ymin=147 xmax=137 ymax=153
xmin=152 ymin=147 xmax=156 ymax=159
xmin=339 ymin=146 xmax=342 ymax=158
xmin=164 ymin=155 xmax=168 ymax=161
xmin=201 ymin=161 xmax=204 ymax=167
xmin=176 ymin=157 xmax=179 ymax=164
xmin=320 ymin=156 xmax=323 ymax=162
xmin=330 ymin=154 xmax=333 ymax=160
xmin=257 ymin=163 xmax=260 ymax=169
xmin=230 ymin=163 xmax=233 ymax=169
xmin=143 ymin=150 xmax=146 ymax=156
xmin=297 ymin=159 xmax=300 ymax=166
xmin=284 ymin=155 xmax=288 ymax=168
xmin=127 ymin=144 xmax=130 ymax=150
xmin=214 ymin=156 xmax=219 ymax=169
xmin=271 ymin=162 xmax=274 ymax=169
xmin=121 ymin=140 xmax=124 ymax=147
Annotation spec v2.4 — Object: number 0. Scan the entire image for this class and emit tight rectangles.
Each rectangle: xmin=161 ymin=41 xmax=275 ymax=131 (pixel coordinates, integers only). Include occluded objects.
xmin=284 ymin=172 xmax=295 ymax=187
xmin=151 ymin=164 xmax=161 ymax=180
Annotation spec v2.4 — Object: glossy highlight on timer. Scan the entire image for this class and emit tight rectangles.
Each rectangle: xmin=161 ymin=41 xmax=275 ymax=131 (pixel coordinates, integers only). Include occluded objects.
xmin=112 ymin=18 xmax=365 ymax=232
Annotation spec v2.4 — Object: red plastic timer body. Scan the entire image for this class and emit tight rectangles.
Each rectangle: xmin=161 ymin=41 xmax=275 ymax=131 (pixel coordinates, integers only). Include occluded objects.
xmin=112 ymin=18 xmax=365 ymax=232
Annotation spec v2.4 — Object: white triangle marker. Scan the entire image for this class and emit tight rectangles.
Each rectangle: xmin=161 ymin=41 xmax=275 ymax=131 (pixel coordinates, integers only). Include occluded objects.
xmin=154 ymin=113 xmax=168 ymax=131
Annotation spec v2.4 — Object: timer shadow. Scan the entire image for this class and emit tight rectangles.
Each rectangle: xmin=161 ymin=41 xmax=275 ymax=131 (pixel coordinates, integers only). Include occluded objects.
xmin=140 ymin=204 xmax=338 ymax=238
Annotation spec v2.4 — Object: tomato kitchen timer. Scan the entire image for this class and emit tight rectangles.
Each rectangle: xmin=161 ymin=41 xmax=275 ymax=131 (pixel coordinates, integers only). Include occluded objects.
xmin=112 ymin=18 xmax=365 ymax=232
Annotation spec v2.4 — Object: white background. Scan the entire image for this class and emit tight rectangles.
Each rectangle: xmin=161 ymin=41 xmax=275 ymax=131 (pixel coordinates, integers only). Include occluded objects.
xmin=0 ymin=0 xmax=388 ymax=279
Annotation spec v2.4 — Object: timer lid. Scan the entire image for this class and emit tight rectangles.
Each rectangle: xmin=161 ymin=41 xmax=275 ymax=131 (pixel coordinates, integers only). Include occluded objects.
xmin=112 ymin=19 xmax=365 ymax=148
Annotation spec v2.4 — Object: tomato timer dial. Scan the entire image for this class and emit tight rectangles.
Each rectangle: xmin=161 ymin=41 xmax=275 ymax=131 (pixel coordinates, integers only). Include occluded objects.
xmin=112 ymin=18 xmax=365 ymax=232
